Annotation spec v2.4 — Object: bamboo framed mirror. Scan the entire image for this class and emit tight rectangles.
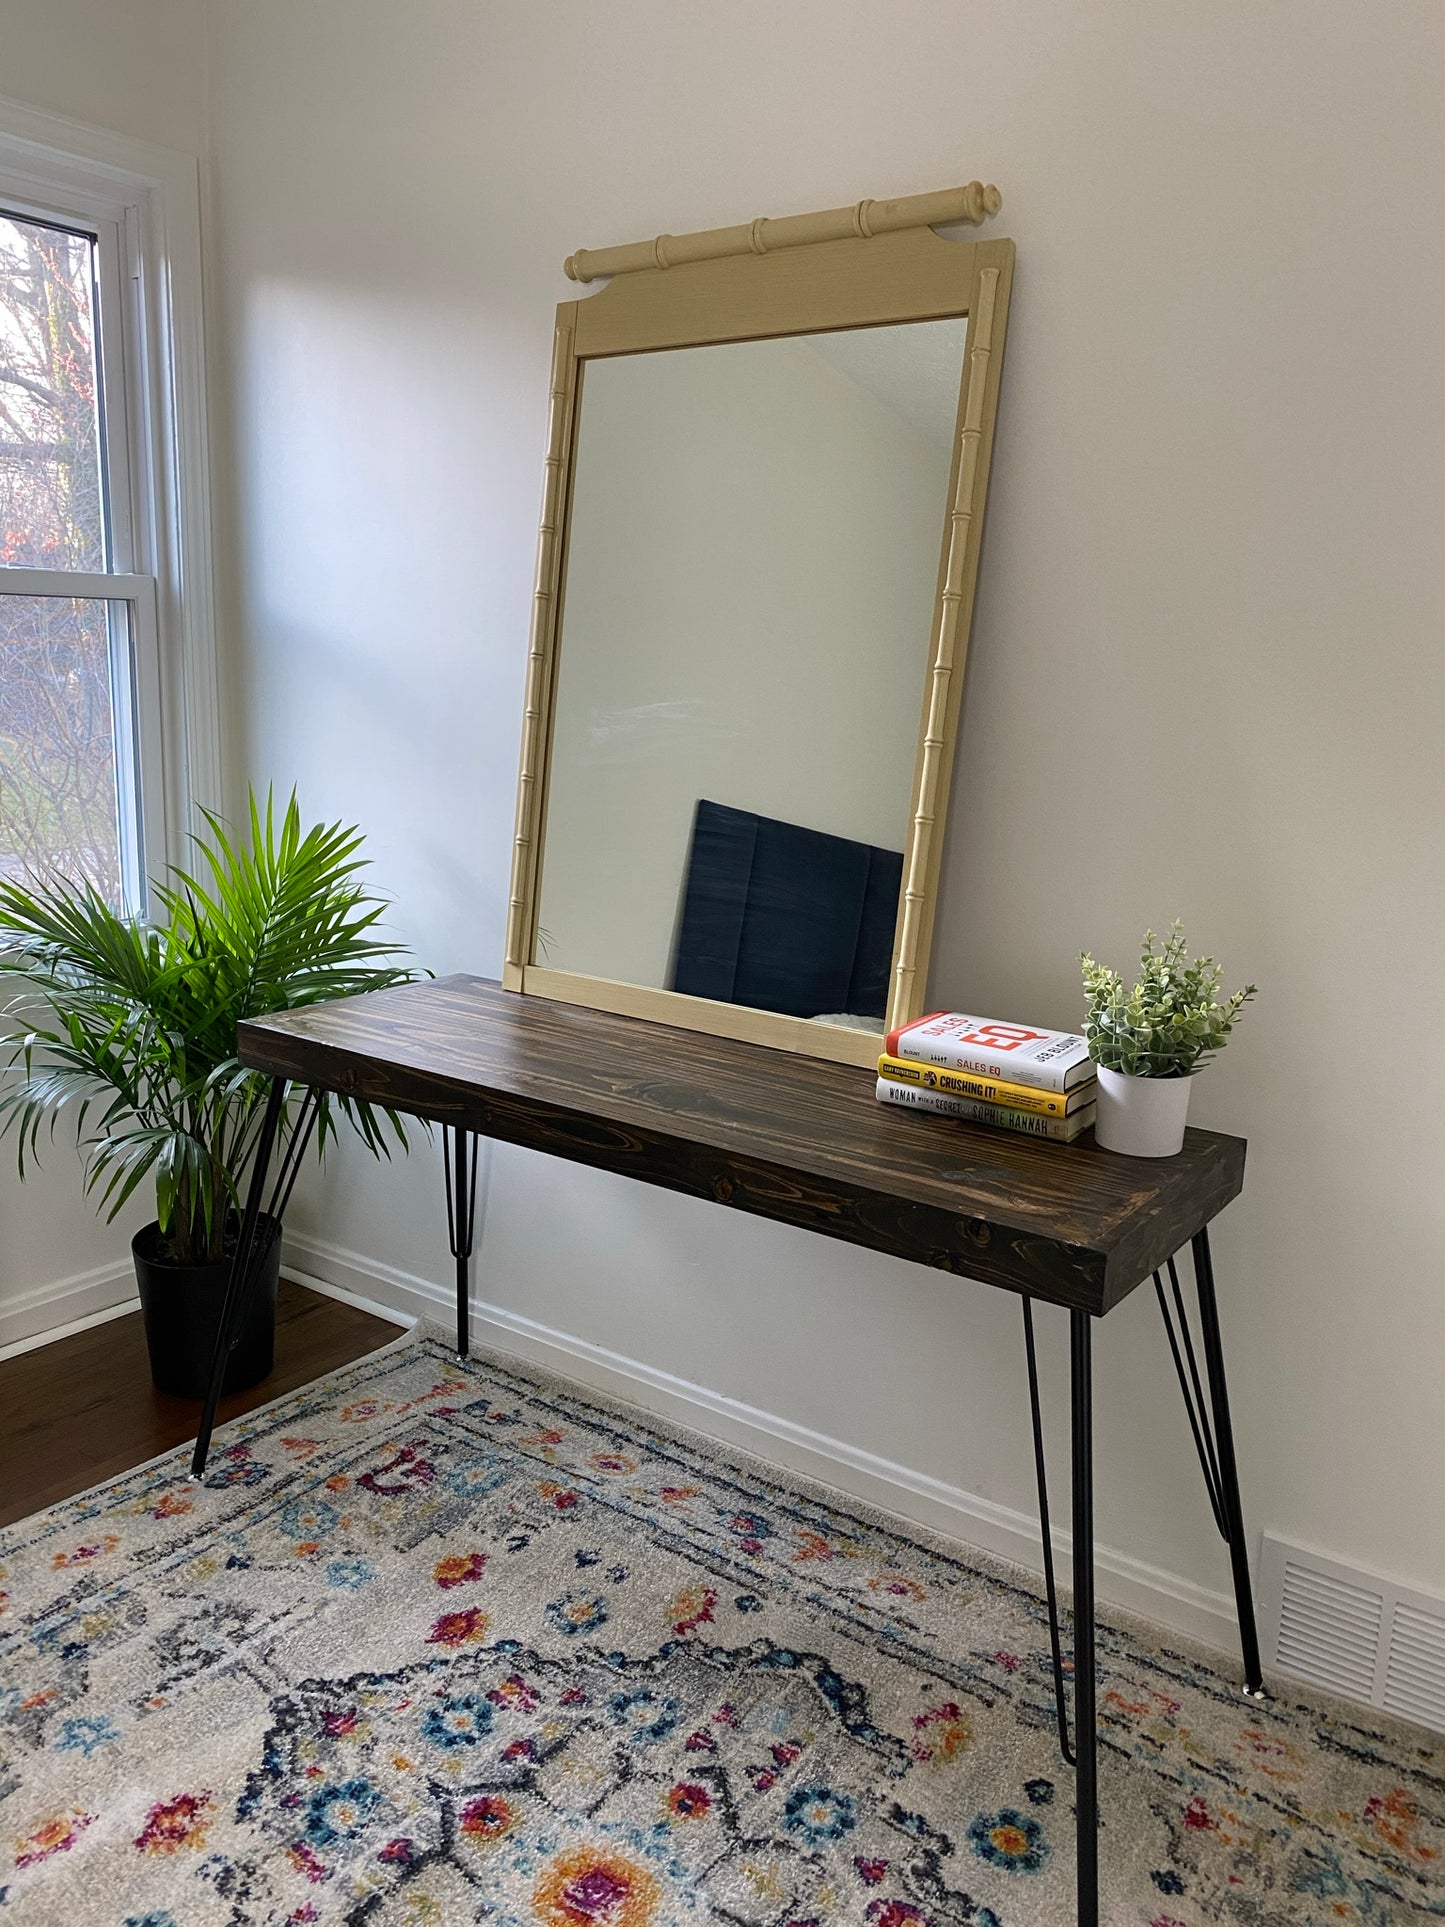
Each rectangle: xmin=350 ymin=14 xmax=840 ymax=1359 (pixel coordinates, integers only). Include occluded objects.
xmin=503 ymin=183 xmax=1013 ymax=1067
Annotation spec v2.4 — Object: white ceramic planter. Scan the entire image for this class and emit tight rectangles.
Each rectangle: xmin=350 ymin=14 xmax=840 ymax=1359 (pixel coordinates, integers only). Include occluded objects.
xmin=1093 ymin=1066 xmax=1193 ymax=1157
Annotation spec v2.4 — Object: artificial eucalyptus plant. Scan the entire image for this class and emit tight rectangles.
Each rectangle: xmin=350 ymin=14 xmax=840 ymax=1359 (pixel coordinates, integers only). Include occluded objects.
xmin=1080 ymin=921 xmax=1256 ymax=1079
xmin=0 ymin=789 xmax=418 ymax=1265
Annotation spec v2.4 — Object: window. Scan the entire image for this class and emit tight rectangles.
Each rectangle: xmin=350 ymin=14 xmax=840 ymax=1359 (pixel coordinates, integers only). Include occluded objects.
xmin=0 ymin=105 xmax=217 ymax=919
xmin=0 ymin=205 xmax=154 ymax=911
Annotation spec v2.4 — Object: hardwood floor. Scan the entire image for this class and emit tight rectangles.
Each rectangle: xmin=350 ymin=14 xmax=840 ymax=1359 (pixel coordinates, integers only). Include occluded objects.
xmin=0 ymin=1281 xmax=402 ymax=1528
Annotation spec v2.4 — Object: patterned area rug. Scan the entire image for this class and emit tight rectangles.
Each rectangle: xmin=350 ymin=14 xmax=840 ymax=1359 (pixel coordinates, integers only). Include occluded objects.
xmin=1 ymin=1328 xmax=1441 ymax=1926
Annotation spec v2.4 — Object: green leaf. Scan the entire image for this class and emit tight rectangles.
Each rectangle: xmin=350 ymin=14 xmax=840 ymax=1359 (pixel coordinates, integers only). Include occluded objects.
xmin=0 ymin=784 xmax=422 ymax=1254
xmin=1081 ymin=920 xmax=1257 ymax=1077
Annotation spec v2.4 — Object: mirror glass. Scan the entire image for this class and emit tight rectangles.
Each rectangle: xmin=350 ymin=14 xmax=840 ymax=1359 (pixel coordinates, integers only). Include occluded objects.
xmin=535 ymin=316 xmax=968 ymax=1035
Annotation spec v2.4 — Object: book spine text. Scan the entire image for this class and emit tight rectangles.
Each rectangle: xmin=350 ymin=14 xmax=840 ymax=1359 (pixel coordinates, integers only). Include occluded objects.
xmin=876 ymin=1078 xmax=1095 ymax=1142
xmin=876 ymin=1055 xmax=1090 ymax=1117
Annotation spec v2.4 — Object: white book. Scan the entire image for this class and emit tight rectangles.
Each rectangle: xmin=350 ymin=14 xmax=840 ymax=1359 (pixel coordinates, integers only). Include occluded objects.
xmin=876 ymin=1077 xmax=1096 ymax=1143
xmin=885 ymin=1010 xmax=1094 ymax=1094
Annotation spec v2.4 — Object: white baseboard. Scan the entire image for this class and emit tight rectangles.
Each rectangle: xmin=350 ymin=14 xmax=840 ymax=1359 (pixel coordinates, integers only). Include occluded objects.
xmin=286 ymin=1231 xmax=1241 ymax=1653
xmin=0 ymin=1257 xmax=138 ymax=1361
xmin=278 ymin=1259 xmax=415 ymax=1332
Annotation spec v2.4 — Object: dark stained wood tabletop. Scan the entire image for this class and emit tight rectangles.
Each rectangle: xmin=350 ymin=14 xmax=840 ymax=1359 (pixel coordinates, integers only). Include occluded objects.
xmin=238 ymin=976 xmax=1245 ymax=1315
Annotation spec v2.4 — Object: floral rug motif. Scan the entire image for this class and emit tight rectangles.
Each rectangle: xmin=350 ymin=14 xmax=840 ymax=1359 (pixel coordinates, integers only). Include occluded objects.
xmin=0 ymin=1327 xmax=1441 ymax=1924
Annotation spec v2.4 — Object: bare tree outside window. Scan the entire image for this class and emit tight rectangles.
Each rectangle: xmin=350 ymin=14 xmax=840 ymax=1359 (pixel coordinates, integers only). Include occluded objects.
xmin=0 ymin=209 xmax=124 ymax=906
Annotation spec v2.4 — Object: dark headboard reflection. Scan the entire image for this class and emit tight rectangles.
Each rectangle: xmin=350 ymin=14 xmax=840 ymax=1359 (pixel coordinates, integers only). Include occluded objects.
xmin=671 ymin=799 xmax=902 ymax=1021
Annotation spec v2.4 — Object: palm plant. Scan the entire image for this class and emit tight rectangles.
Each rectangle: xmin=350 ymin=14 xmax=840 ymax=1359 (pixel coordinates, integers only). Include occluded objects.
xmin=0 ymin=788 xmax=417 ymax=1265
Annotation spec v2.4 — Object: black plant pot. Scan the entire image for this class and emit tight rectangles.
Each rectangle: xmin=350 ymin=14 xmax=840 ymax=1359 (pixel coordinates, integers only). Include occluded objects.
xmin=132 ymin=1216 xmax=281 ymax=1399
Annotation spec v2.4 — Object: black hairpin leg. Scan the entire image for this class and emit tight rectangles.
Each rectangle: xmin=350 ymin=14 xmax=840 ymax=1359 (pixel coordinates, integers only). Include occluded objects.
xmin=1155 ymin=1229 xmax=1266 ymax=1698
xmin=1023 ymin=1298 xmax=1075 ymax=1765
xmin=189 ymin=1077 xmax=288 ymax=1479
xmin=1071 ymin=1309 xmax=1099 ymax=1927
xmin=1191 ymin=1228 xmax=1266 ymax=1695
xmin=1022 ymin=1300 xmax=1098 ymax=1927
xmin=443 ymin=1125 xmax=478 ymax=1357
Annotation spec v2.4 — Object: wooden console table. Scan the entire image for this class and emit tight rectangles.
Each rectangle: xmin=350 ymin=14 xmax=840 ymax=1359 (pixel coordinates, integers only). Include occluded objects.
xmin=194 ymin=974 xmax=1262 ymax=1927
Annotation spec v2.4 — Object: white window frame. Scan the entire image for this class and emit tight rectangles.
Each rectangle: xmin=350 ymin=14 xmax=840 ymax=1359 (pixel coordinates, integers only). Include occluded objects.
xmin=0 ymin=95 xmax=219 ymax=917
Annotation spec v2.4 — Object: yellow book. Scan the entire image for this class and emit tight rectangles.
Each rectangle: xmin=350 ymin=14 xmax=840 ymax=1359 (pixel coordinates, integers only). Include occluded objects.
xmin=877 ymin=1053 xmax=1097 ymax=1119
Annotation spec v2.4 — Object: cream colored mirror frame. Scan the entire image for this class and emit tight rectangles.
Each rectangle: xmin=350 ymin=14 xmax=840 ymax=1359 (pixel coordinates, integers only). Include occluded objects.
xmin=503 ymin=184 xmax=1014 ymax=1069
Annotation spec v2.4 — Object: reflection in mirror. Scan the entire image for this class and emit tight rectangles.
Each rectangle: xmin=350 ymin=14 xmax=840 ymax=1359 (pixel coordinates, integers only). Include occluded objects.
xmin=535 ymin=317 xmax=968 ymax=1034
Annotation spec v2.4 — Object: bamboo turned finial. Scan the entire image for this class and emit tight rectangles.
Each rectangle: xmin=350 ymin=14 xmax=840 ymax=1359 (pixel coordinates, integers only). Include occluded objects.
xmin=564 ymin=181 xmax=1002 ymax=284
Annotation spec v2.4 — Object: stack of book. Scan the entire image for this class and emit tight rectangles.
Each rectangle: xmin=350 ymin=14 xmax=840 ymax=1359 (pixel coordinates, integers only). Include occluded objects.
xmin=877 ymin=1012 xmax=1098 ymax=1142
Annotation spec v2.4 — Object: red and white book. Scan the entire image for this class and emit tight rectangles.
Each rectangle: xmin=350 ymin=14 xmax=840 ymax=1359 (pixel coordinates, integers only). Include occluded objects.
xmin=884 ymin=1011 xmax=1095 ymax=1094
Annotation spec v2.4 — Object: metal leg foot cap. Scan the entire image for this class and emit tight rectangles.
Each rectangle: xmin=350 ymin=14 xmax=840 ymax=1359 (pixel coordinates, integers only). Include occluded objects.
xmin=1240 ymin=1682 xmax=1270 ymax=1703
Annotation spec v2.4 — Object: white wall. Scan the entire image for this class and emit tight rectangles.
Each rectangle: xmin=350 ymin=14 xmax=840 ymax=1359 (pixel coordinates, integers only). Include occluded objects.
xmin=540 ymin=330 xmax=953 ymax=988
xmin=161 ymin=0 xmax=1445 ymax=1640
xmin=0 ymin=0 xmax=206 ymax=156
xmin=0 ymin=0 xmax=209 ymax=1350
